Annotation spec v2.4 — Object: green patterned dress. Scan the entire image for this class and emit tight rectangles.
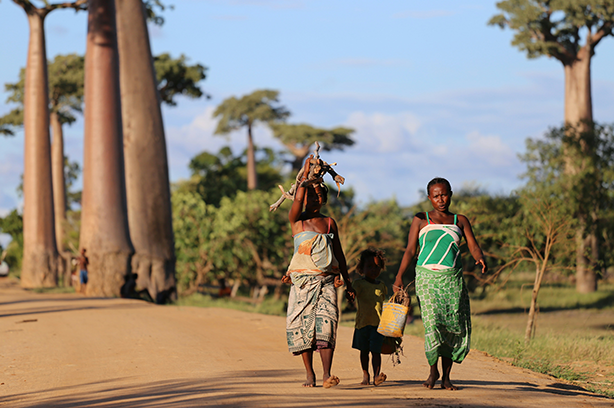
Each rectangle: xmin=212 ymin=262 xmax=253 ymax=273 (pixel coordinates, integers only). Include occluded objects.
xmin=415 ymin=213 xmax=471 ymax=365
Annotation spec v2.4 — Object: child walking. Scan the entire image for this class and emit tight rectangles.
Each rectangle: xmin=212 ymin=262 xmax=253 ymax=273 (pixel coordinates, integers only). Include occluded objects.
xmin=352 ymin=248 xmax=388 ymax=386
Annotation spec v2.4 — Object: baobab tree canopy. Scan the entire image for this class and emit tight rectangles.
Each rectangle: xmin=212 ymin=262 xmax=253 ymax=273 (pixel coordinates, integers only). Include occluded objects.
xmin=214 ymin=90 xmax=290 ymax=135
xmin=214 ymin=89 xmax=290 ymax=190
xmin=489 ymin=1 xmax=614 ymax=63
xmin=270 ymin=122 xmax=355 ymax=171
xmin=154 ymin=53 xmax=208 ymax=106
xmin=0 ymin=54 xmax=85 ymax=132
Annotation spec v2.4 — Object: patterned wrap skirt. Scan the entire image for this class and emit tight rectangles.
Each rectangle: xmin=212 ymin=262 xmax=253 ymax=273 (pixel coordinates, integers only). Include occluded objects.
xmin=415 ymin=265 xmax=471 ymax=365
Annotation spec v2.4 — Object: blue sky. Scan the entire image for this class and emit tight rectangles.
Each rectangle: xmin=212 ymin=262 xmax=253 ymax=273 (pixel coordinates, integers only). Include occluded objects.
xmin=1 ymin=0 xmax=614 ymax=222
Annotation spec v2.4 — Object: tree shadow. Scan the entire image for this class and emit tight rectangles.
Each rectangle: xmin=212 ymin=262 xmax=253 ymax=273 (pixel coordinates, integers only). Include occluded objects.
xmin=1 ymin=369 xmax=611 ymax=407
xmin=0 ymin=301 xmax=149 ymax=319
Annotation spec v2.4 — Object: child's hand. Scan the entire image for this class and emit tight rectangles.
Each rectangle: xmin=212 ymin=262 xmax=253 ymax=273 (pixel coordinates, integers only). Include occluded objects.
xmin=344 ymin=282 xmax=355 ymax=303
xmin=334 ymin=276 xmax=344 ymax=288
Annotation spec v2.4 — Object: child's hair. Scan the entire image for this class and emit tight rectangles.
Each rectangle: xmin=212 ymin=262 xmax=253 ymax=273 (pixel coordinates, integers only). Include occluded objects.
xmin=427 ymin=177 xmax=452 ymax=196
xmin=357 ymin=247 xmax=386 ymax=274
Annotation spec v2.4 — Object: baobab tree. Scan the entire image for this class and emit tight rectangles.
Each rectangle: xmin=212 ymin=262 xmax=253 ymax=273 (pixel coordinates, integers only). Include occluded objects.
xmin=10 ymin=0 xmax=86 ymax=287
xmin=214 ymin=90 xmax=290 ymax=190
xmin=269 ymin=122 xmax=355 ymax=173
xmin=116 ymin=0 xmax=179 ymax=303
xmin=79 ymin=0 xmax=133 ymax=296
xmin=490 ymin=1 xmax=614 ymax=293
xmin=0 ymin=54 xmax=85 ymax=285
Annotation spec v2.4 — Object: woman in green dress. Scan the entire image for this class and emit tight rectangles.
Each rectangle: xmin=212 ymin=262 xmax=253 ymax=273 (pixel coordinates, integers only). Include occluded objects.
xmin=394 ymin=177 xmax=487 ymax=390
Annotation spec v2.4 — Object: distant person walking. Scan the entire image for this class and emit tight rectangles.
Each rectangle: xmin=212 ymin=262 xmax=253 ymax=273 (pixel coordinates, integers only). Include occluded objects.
xmin=78 ymin=248 xmax=89 ymax=295
xmin=394 ymin=177 xmax=487 ymax=390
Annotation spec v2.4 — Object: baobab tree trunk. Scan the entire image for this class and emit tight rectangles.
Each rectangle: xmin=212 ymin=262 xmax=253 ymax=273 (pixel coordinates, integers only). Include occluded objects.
xmin=115 ymin=0 xmax=176 ymax=303
xmin=51 ymin=111 xmax=71 ymax=286
xmin=286 ymin=144 xmax=311 ymax=174
xmin=246 ymin=123 xmax=258 ymax=190
xmin=21 ymin=10 xmax=58 ymax=288
xmin=563 ymin=48 xmax=598 ymax=293
xmin=80 ymin=0 xmax=133 ymax=297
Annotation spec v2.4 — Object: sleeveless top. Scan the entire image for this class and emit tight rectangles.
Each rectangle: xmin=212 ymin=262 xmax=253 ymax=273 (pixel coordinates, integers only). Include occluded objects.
xmin=287 ymin=218 xmax=339 ymax=281
xmin=417 ymin=213 xmax=463 ymax=270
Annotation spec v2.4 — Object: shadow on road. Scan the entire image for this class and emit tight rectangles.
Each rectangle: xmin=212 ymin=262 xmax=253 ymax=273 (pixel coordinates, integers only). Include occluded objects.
xmin=1 ymin=369 xmax=609 ymax=408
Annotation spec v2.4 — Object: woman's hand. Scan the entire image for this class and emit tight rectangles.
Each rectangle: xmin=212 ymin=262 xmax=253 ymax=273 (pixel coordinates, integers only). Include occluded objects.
xmin=393 ymin=276 xmax=404 ymax=293
xmin=281 ymin=275 xmax=292 ymax=285
xmin=476 ymin=258 xmax=488 ymax=274
xmin=334 ymin=275 xmax=344 ymax=288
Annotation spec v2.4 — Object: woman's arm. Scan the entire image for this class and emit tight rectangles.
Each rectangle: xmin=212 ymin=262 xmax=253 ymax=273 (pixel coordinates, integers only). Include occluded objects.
xmin=458 ymin=214 xmax=487 ymax=273
xmin=330 ymin=218 xmax=355 ymax=301
xmin=288 ymin=156 xmax=312 ymax=229
xmin=393 ymin=214 xmax=423 ymax=291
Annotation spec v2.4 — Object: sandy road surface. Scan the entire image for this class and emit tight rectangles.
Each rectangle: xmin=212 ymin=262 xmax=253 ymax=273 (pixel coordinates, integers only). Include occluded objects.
xmin=0 ymin=281 xmax=611 ymax=408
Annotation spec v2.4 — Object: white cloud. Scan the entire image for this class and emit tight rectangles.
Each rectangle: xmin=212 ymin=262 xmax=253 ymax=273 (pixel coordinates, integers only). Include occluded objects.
xmin=345 ymin=111 xmax=421 ymax=154
xmin=465 ymin=131 xmax=516 ymax=167
xmin=165 ymin=105 xmax=283 ymax=181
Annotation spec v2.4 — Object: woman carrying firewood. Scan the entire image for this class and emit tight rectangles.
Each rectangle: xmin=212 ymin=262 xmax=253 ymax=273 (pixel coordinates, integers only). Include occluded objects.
xmin=394 ymin=177 xmax=487 ymax=391
xmin=282 ymin=155 xmax=355 ymax=388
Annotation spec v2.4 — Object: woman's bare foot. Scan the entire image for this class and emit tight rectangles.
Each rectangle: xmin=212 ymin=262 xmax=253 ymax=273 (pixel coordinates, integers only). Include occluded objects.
xmin=374 ymin=372 xmax=387 ymax=386
xmin=423 ymin=367 xmax=439 ymax=389
xmin=323 ymin=375 xmax=340 ymax=388
xmin=303 ymin=371 xmax=316 ymax=387
xmin=360 ymin=372 xmax=370 ymax=385
xmin=441 ymin=378 xmax=458 ymax=390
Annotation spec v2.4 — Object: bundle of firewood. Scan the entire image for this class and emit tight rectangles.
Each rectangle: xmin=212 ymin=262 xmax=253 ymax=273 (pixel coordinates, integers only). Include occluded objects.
xmin=269 ymin=142 xmax=346 ymax=212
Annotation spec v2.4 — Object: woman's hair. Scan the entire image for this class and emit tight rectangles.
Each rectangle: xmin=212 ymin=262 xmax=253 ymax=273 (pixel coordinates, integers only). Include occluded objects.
xmin=427 ymin=177 xmax=452 ymax=196
xmin=357 ymin=247 xmax=386 ymax=275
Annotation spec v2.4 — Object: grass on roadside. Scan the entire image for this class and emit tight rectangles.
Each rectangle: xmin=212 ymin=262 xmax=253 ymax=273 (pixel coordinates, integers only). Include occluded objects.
xmin=175 ymin=292 xmax=287 ymax=317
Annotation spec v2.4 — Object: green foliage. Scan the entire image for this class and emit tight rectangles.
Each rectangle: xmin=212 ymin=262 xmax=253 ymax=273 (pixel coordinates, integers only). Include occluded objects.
xmin=270 ymin=122 xmax=355 ymax=170
xmin=213 ymin=89 xmax=290 ymax=135
xmin=0 ymin=54 xmax=84 ymax=133
xmin=154 ymin=53 xmax=208 ymax=106
xmin=0 ymin=210 xmax=24 ymax=274
xmin=143 ymin=0 xmax=173 ymax=26
xmin=331 ymin=199 xmax=409 ymax=283
xmin=520 ymin=122 xmax=614 ymax=271
xmin=489 ymin=0 xmax=614 ymax=62
xmin=175 ymin=146 xmax=286 ymax=207
xmin=172 ymin=188 xmax=292 ymax=294
xmin=65 ymin=157 xmax=82 ymax=209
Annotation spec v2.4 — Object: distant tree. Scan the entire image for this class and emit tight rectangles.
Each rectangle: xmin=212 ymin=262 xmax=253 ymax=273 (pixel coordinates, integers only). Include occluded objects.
xmin=154 ymin=53 xmax=209 ymax=106
xmin=489 ymin=1 xmax=614 ymax=292
xmin=9 ymin=0 xmax=86 ymax=288
xmin=270 ymin=122 xmax=355 ymax=173
xmin=177 ymin=145 xmax=285 ymax=207
xmin=0 ymin=54 xmax=84 ymax=269
xmin=520 ymin=122 xmax=614 ymax=292
xmin=213 ymin=90 xmax=290 ymax=190
xmin=505 ymin=187 xmax=574 ymax=342
xmin=489 ymin=1 xmax=614 ymax=127
xmin=80 ymin=0 xmax=133 ymax=297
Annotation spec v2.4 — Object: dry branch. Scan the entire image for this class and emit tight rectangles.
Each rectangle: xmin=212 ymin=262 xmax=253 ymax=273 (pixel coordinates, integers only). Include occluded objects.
xmin=269 ymin=141 xmax=346 ymax=212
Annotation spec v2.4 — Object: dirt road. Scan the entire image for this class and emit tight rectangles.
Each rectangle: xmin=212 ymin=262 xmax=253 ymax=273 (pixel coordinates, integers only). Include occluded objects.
xmin=0 ymin=280 xmax=611 ymax=407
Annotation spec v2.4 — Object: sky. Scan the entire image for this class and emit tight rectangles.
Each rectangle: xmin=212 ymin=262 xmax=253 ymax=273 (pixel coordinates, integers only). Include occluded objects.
xmin=1 ymin=0 xmax=614 ymax=227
